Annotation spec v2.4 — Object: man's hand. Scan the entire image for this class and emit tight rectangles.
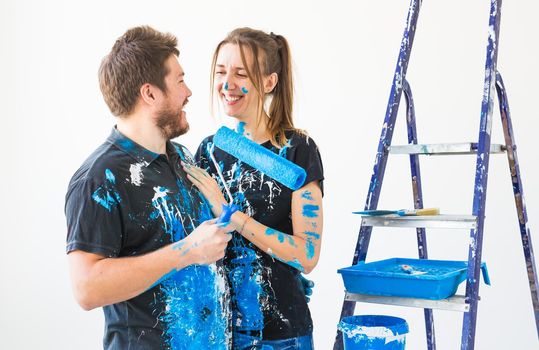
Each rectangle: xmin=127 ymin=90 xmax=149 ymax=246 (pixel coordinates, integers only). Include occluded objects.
xmin=175 ymin=220 xmax=232 ymax=266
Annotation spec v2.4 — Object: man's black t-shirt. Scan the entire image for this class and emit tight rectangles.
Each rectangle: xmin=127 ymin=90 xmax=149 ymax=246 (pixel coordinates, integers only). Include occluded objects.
xmin=195 ymin=130 xmax=324 ymax=340
xmin=65 ymin=128 xmax=231 ymax=349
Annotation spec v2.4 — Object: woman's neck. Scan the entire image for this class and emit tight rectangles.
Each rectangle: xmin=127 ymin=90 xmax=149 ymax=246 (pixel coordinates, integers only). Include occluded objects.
xmin=235 ymin=114 xmax=271 ymax=144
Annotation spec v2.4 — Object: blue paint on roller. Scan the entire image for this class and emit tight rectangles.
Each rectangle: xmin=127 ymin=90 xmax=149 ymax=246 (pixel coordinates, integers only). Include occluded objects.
xmin=241 ymin=86 xmax=249 ymax=94
xmin=213 ymin=126 xmax=306 ymax=190
xmin=302 ymin=204 xmax=319 ymax=218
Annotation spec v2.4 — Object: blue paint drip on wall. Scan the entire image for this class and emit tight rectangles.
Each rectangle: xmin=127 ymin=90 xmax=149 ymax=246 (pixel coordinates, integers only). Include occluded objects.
xmin=302 ymin=204 xmax=319 ymax=218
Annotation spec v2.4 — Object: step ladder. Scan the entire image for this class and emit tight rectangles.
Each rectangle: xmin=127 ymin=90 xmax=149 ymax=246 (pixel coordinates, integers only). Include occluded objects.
xmin=333 ymin=1 xmax=539 ymax=349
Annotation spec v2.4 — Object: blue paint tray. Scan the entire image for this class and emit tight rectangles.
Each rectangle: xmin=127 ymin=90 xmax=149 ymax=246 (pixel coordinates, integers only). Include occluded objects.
xmin=338 ymin=258 xmax=490 ymax=300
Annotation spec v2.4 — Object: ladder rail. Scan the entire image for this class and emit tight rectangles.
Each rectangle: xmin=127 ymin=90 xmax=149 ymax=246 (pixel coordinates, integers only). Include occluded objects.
xmin=333 ymin=1 xmax=423 ymax=349
xmin=461 ymin=1 xmax=502 ymax=349
xmin=403 ymin=79 xmax=436 ymax=350
xmin=496 ymin=71 xmax=539 ymax=336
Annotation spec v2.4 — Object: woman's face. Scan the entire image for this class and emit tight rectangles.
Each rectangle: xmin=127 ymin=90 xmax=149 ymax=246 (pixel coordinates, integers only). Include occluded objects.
xmin=214 ymin=43 xmax=260 ymax=121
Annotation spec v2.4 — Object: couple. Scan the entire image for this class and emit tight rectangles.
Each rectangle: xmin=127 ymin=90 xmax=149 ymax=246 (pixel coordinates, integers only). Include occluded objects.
xmin=65 ymin=26 xmax=324 ymax=350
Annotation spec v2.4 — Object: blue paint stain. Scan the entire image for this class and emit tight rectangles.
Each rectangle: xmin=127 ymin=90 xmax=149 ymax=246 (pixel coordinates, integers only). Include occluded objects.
xmin=302 ymin=204 xmax=319 ymax=218
xmin=105 ymin=168 xmax=115 ymax=183
xmin=265 ymin=227 xmax=296 ymax=247
xmin=224 ymin=82 xmax=229 ymax=91
xmin=237 ymin=122 xmax=246 ymax=136
xmin=159 ymin=265 xmax=230 ymax=349
xmin=229 ymin=246 xmax=265 ymax=333
xmin=306 ymin=238 xmax=315 ymax=260
xmin=305 ymin=231 xmax=320 ymax=240
xmin=92 ymin=169 xmax=121 ymax=212
xmin=241 ymin=86 xmax=249 ymax=94
xmin=301 ymin=190 xmax=313 ymax=201
xmin=287 ymin=258 xmax=305 ymax=272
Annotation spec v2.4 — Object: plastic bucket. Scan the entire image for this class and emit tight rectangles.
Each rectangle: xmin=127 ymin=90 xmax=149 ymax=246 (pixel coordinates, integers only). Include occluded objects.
xmin=338 ymin=315 xmax=409 ymax=350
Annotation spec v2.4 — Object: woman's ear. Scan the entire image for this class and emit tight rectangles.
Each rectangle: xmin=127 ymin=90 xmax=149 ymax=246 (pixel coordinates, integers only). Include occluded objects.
xmin=264 ymin=73 xmax=278 ymax=93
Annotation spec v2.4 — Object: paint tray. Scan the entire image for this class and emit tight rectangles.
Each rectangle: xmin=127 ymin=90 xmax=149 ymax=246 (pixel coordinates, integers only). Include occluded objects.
xmin=338 ymin=258 xmax=490 ymax=300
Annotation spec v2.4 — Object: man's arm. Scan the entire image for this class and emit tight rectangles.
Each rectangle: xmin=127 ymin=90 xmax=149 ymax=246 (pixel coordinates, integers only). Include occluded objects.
xmin=68 ymin=220 xmax=231 ymax=311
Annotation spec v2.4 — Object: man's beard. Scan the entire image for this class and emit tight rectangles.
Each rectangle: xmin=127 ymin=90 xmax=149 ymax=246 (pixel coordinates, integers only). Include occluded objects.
xmin=155 ymin=103 xmax=189 ymax=140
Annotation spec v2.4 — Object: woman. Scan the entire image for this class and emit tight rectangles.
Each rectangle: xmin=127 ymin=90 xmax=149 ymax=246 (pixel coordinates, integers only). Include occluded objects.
xmin=184 ymin=27 xmax=323 ymax=349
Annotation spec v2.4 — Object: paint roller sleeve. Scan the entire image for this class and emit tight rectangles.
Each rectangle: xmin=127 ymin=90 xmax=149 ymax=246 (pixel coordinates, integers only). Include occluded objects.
xmin=213 ymin=126 xmax=307 ymax=190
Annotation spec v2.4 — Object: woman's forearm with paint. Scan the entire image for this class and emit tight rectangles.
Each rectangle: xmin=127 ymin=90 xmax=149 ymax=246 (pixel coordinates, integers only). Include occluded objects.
xmin=229 ymin=181 xmax=323 ymax=273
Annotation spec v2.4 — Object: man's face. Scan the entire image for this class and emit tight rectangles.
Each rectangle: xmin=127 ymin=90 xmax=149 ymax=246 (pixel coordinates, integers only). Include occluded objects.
xmin=155 ymin=55 xmax=192 ymax=140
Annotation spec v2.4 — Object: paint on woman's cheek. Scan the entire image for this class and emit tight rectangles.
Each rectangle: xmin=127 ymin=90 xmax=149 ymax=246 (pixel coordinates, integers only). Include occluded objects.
xmin=302 ymin=204 xmax=319 ymax=218
xmin=241 ymin=87 xmax=249 ymax=94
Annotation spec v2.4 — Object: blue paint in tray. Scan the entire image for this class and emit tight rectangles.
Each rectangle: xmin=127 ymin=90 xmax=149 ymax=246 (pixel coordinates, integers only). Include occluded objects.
xmin=338 ymin=258 xmax=490 ymax=300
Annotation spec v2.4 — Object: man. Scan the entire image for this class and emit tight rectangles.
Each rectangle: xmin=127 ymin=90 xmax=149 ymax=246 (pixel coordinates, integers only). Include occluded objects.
xmin=65 ymin=26 xmax=232 ymax=349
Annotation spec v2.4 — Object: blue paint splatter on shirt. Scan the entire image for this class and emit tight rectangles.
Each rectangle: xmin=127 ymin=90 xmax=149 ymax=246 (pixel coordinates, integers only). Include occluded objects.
xmin=92 ymin=169 xmax=121 ymax=212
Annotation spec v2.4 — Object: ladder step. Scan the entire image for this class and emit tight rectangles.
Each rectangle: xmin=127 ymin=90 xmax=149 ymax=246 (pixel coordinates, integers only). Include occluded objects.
xmin=389 ymin=142 xmax=505 ymax=155
xmin=345 ymin=291 xmax=470 ymax=312
xmin=361 ymin=215 xmax=477 ymax=229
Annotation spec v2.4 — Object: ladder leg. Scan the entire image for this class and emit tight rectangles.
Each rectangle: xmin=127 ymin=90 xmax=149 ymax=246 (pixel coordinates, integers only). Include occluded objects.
xmin=462 ymin=2 xmax=501 ymax=349
xmin=333 ymin=1 xmax=422 ymax=349
xmin=403 ymin=79 xmax=436 ymax=350
xmin=496 ymin=72 xmax=539 ymax=336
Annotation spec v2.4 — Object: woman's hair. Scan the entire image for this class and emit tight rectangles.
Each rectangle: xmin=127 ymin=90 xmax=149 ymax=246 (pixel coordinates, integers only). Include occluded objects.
xmin=211 ymin=27 xmax=299 ymax=147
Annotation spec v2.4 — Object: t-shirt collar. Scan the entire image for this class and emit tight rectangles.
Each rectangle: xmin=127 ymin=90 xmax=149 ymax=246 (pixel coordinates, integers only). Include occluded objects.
xmin=107 ymin=127 xmax=179 ymax=164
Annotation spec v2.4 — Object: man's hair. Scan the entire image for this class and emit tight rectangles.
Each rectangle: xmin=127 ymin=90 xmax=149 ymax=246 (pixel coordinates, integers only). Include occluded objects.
xmin=98 ymin=26 xmax=179 ymax=116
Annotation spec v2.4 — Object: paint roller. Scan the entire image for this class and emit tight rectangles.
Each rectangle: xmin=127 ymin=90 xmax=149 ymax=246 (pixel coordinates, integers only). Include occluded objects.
xmin=212 ymin=126 xmax=307 ymax=190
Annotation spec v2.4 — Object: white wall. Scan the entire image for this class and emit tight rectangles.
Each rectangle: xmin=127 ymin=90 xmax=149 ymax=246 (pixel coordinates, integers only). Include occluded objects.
xmin=1 ymin=0 xmax=538 ymax=349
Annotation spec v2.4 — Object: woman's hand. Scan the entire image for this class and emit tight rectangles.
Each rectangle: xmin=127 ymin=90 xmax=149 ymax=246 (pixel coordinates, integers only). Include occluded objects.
xmin=181 ymin=162 xmax=227 ymax=217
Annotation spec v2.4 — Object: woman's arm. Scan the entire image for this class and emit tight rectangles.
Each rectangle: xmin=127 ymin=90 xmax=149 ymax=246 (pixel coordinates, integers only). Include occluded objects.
xmin=183 ymin=162 xmax=323 ymax=273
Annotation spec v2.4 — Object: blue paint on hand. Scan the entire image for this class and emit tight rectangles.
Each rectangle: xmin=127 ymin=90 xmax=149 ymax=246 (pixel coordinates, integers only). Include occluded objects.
xmin=302 ymin=204 xmax=319 ymax=218
xmin=216 ymin=203 xmax=239 ymax=225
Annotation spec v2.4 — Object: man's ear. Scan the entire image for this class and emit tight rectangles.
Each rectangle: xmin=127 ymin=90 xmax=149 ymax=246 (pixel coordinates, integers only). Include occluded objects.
xmin=139 ymin=83 xmax=157 ymax=106
xmin=264 ymin=73 xmax=278 ymax=94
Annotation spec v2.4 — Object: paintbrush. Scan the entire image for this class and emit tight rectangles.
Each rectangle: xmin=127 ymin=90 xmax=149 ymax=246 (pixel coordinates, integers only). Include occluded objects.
xmin=352 ymin=208 xmax=440 ymax=216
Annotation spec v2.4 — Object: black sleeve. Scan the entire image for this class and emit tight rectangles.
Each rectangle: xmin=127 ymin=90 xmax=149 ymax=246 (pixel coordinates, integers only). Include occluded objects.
xmin=289 ymin=133 xmax=325 ymax=195
xmin=65 ymin=178 xmax=123 ymax=257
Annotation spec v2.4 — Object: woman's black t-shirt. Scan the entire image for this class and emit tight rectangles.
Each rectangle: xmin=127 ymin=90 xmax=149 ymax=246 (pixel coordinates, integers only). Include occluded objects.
xmin=195 ymin=130 xmax=324 ymax=340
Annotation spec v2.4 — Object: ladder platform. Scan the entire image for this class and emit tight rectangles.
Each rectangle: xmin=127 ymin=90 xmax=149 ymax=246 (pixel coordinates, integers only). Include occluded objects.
xmin=344 ymin=291 xmax=471 ymax=312
xmin=361 ymin=215 xmax=477 ymax=229
xmin=389 ymin=142 xmax=506 ymax=155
